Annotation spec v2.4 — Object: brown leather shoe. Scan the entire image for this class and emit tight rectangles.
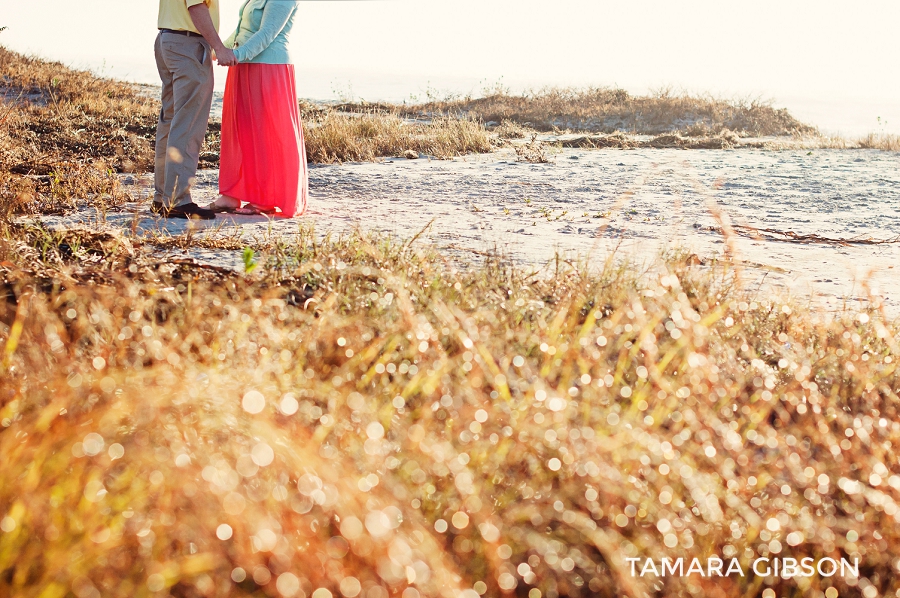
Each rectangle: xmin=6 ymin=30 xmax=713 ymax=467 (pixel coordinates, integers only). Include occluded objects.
xmin=163 ymin=203 xmax=216 ymax=220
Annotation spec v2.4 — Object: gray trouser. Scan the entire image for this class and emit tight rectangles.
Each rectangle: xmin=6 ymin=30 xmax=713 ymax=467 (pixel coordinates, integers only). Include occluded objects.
xmin=154 ymin=32 xmax=214 ymax=207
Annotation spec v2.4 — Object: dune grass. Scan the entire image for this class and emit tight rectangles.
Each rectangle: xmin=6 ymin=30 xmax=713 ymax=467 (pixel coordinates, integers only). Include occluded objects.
xmin=0 ymin=47 xmax=155 ymax=215
xmin=1 ymin=219 xmax=900 ymax=598
xmin=302 ymin=111 xmax=492 ymax=164
xmin=751 ymin=133 xmax=900 ymax=153
xmin=856 ymin=133 xmax=900 ymax=151
xmin=393 ymin=87 xmax=817 ymax=138
xmin=0 ymin=46 xmax=159 ymax=173
xmin=810 ymin=133 xmax=900 ymax=152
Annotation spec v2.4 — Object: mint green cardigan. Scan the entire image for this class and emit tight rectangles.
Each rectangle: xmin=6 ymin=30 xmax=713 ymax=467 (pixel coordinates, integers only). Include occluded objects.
xmin=225 ymin=0 xmax=298 ymax=65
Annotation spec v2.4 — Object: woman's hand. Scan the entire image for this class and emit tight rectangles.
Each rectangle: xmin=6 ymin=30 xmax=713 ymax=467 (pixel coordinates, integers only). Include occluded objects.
xmin=216 ymin=47 xmax=238 ymax=66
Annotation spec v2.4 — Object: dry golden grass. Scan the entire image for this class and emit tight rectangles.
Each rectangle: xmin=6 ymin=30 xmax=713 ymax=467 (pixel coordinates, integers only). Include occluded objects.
xmin=756 ymin=133 xmax=900 ymax=152
xmin=303 ymin=112 xmax=492 ymax=164
xmin=397 ymin=87 xmax=816 ymax=137
xmin=0 ymin=47 xmax=156 ymax=213
xmin=0 ymin=47 xmax=158 ymax=172
xmin=2 ymin=219 xmax=900 ymax=598
xmin=856 ymin=133 xmax=900 ymax=151
xmin=559 ymin=130 xmax=748 ymax=151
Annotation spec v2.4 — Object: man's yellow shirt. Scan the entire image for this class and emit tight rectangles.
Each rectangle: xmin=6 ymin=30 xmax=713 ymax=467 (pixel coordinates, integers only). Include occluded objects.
xmin=158 ymin=0 xmax=220 ymax=34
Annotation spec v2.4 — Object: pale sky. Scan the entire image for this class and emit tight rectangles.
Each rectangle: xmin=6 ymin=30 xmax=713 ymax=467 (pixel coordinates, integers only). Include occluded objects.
xmin=4 ymin=1 xmax=900 ymax=134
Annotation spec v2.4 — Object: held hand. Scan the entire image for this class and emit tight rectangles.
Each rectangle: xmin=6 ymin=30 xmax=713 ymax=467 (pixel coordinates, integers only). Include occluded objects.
xmin=216 ymin=47 xmax=237 ymax=67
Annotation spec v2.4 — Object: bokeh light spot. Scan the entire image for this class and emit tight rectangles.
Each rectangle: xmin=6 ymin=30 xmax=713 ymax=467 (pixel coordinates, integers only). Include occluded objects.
xmin=82 ymin=433 xmax=104 ymax=456
xmin=340 ymin=577 xmax=361 ymax=598
xmin=452 ymin=512 xmax=470 ymax=529
xmin=276 ymin=573 xmax=301 ymax=597
xmin=242 ymin=390 xmax=266 ymax=414
xmin=216 ymin=524 xmax=233 ymax=540
xmin=108 ymin=443 xmax=124 ymax=460
xmin=251 ymin=442 xmax=275 ymax=467
xmin=280 ymin=394 xmax=299 ymax=415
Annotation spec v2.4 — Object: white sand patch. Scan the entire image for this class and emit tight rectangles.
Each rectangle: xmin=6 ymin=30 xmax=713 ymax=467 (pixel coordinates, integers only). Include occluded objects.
xmin=33 ymin=147 xmax=900 ymax=316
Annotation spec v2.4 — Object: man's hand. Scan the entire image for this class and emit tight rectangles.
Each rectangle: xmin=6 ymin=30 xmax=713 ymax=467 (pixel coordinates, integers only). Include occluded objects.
xmin=187 ymin=4 xmax=234 ymax=65
xmin=216 ymin=47 xmax=237 ymax=66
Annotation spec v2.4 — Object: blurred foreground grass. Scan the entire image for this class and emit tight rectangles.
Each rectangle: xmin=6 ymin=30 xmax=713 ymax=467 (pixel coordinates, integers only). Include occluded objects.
xmin=1 ymin=222 xmax=900 ymax=598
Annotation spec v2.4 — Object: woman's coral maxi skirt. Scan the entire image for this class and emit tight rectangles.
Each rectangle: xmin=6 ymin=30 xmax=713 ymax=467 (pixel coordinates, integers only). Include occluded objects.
xmin=219 ymin=63 xmax=308 ymax=217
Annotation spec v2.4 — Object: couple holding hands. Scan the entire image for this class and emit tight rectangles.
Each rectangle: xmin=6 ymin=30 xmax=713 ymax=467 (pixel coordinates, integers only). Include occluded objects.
xmin=153 ymin=0 xmax=308 ymax=219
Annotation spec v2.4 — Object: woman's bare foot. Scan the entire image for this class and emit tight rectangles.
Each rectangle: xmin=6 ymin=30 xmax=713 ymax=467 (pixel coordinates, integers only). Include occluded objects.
xmin=234 ymin=203 xmax=278 ymax=216
xmin=207 ymin=195 xmax=242 ymax=211
xmin=247 ymin=203 xmax=277 ymax=214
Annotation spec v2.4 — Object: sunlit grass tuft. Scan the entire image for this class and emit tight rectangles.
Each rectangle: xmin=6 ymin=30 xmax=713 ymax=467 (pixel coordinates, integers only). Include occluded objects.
xmin=304 ymin=112 xmax=492 ymax=164
xmin=853 ymin=133 xmax=900 ymax=152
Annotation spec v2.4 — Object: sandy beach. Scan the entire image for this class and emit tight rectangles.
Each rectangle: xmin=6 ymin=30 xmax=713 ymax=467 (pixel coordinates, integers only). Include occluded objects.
xmin=34 ymin=145 xmax=900 ymax=316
